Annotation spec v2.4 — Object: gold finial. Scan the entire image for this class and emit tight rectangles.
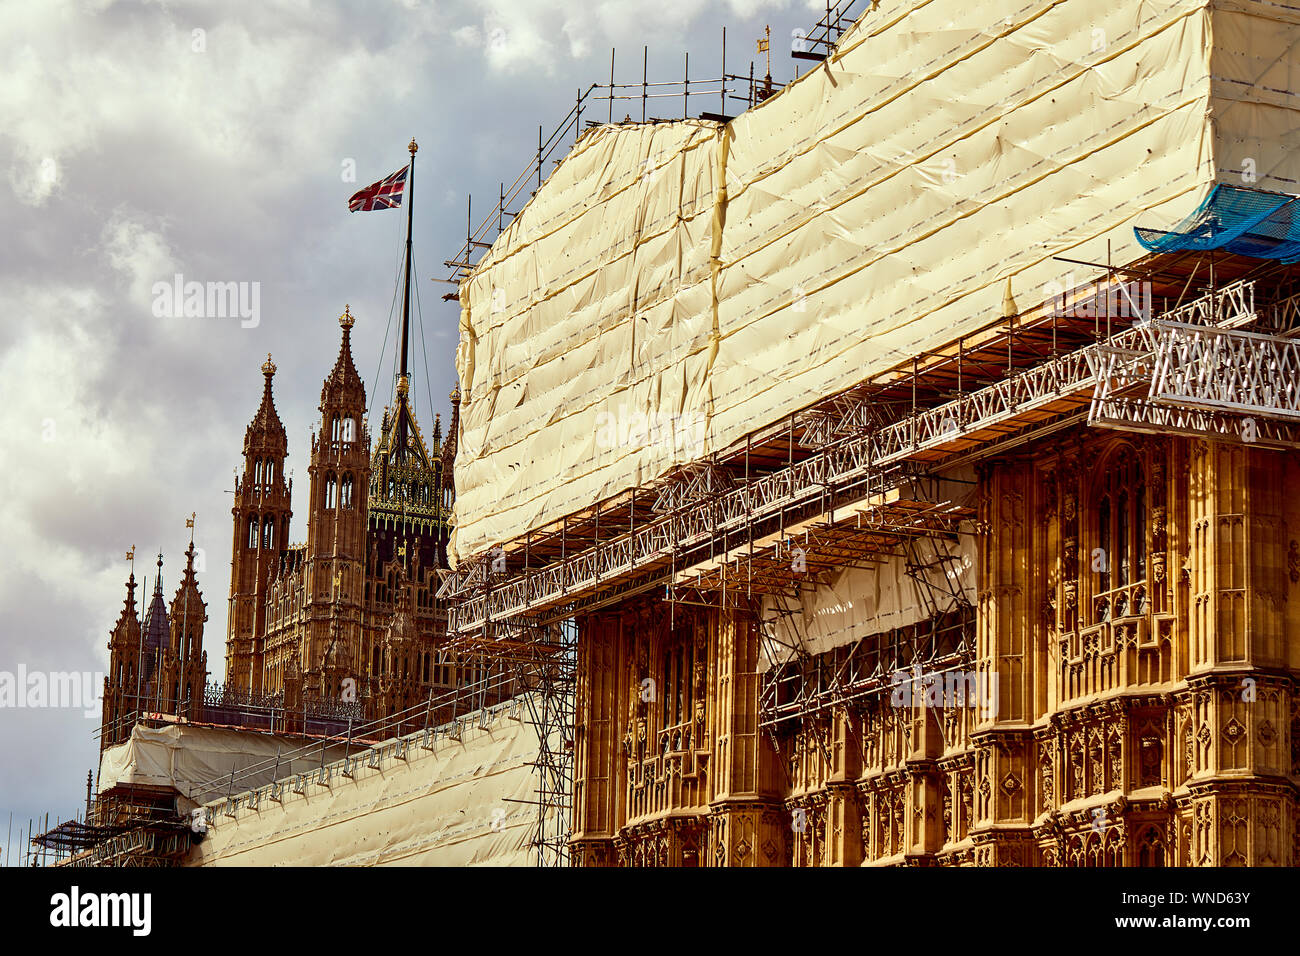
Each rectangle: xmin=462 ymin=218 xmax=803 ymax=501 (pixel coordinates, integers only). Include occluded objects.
xmin=262 ymin=352 xmax=276 ymax=376
xmin=409 ymin=138 xmax=418 ymax=155
xmin=340 ymin=304 xmax=354 ymax=330
xmin=758 ymin=25 xmax=772 ymax=88
xmin=126 ymin=546 xmax=136 ymax=562
xmin=449 ymin=384 xmax=461 ymax=404
xmin=397 ymin=373 xmax=410 ymax=397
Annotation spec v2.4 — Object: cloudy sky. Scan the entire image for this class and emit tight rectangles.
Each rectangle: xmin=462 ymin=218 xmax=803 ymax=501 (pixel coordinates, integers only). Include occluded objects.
xmin=0 ymin=0 xmax=829 ymax=859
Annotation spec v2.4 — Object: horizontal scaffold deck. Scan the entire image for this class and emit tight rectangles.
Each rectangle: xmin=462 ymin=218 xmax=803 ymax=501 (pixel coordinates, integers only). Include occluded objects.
xmin=443 ymin=257 xmax=1300 ymax=644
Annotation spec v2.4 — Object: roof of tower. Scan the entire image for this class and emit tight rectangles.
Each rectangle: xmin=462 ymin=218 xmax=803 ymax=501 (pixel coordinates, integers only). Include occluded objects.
xmin=110 ymin=573 xmax=141 ymax=648
xmin=368 ymin=375 xmax=444 ymax=524
xmin=169 ymin=540 xmax=207 ymax=626
xmin=142 ymin=554 xmax=169 ymax=659
xmin=244 ymin=353 xmax=286 ymax=452
xmin=440 ymin=384 xmax=460 ymax=476
xmin=321 ymin=305 xmax=365 ymax=409
xmin=372 ymin=375 xmax=436 ymax=469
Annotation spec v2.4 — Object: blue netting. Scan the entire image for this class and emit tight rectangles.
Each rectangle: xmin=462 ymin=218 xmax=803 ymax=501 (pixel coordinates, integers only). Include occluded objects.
xmin=1135 ymin=184 xmax=1300 ymax=263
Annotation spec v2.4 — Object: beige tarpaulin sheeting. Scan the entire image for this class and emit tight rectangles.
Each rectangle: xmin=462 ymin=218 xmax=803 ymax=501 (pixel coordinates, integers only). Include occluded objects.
xmin=185 ymin=701 xmax=545 ymax=866
xmin=451 ymin=0 xmax=1300 ymax=563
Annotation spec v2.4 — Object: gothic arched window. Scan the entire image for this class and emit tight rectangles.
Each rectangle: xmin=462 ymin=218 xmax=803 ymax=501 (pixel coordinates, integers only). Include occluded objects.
xmin=331 ymin=415 xmax=340 ymax=442
xmin=1138 ymin=826 xmax=1165 ymax=867
xmin=325 ymin=474 xmax=337 ymax=509
xmin=262 ymin=517 xmax=274 ymax=549
xmin=341 ymin=417 xmax=354 ymax=443
xmin=1092 ymin=446 xmax=1147 ymax=623
xmin=247 ymin=517 xmax=258 ymax=549
xmin=1139 ymin=734 xmax=1163 ymax=787
xmin=341 ymin=473 xmax=354 ymax=509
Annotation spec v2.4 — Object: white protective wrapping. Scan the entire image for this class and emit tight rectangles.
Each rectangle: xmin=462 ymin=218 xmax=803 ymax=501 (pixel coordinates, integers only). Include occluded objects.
xmin=452 ymin=0 xmax=1300 ymax=563
xmin=760 ymin=532 xmax=979 ymax=669
xmin=98 ymin=724 xmax=354 ymax=807
xmin=185 ymin=703 xmax=546 ymax=867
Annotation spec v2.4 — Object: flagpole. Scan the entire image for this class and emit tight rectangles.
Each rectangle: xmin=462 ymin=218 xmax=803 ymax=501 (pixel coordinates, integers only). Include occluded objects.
xmin=398 ymin=137 xmax=417 ymax=459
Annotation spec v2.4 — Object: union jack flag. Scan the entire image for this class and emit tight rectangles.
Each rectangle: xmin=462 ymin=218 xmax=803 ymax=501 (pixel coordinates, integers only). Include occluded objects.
xmin=348 ymin=165 xmax=408 ymax=212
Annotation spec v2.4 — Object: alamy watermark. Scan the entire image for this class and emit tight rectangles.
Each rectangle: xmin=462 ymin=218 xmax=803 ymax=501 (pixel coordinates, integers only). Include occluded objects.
xmin=0 ymin=666 xmax=103 ymax=718
xmin=595 ymin=408 xmax=706 ymax=458
xmin=151 ymin=274 xmax=260 ymax=328
xmin=1043 ymin=277 xmax=1152 ymax=323
xmin=50 ymin=887 xmax=151 ymax=936
xmin=889 ymin=664 xmax=999 ymax=718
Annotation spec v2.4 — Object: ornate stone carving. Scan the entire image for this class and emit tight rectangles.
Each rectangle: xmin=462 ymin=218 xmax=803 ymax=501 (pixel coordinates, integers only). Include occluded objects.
xmin=1039 ymin=740 xmax=1055 ymax=810
xmin=1000 ymin=771 xmax=1022 ymax=796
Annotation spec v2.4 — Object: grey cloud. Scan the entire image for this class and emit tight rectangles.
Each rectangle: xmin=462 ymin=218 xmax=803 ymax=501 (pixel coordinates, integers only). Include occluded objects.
xmin=0 ymin=0 xmax=810 ymax=831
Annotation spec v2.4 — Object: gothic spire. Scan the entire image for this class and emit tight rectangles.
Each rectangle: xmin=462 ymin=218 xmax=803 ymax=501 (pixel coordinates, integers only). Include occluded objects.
xmin=245 ymin=353 xmax=286 ymax=452
xmin=440 ymin=383 xmax=460 ymax=476
xmin=170 ymin=541 xmax=206 ymax=626
xmin=109 ymin=573 xmax=141 ymax=648
xmin=142 ymin=553 xmax=169 ymax=660
xmin=170 ymin=540 xmax=207 ymax=662
xmin=321 ymin=305 xmax=365 ymax=409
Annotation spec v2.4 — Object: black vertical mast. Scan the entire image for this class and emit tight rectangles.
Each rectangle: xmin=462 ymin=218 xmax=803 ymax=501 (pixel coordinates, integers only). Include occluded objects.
xmin=397 ymin=137 xmax=417 ymax=460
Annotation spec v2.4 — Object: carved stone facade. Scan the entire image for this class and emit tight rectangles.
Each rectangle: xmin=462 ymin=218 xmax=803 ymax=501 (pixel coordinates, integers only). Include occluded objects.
xmin=571 ymin=431 xmax=1300 ymax=865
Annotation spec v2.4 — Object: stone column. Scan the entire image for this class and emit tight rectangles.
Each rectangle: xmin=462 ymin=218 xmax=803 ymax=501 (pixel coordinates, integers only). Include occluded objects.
xmin=972 ymin=458 xmax=1038 ymax=864
xmin=1186 ymin=440 xmax=1294 ymax=865
xmin=709 ymin=604 xmax=785 ymax=866
xmin=826 ymin=706 xmax=863 ymax=866
xmin=570 ymin=612 xmax=624 ymax=866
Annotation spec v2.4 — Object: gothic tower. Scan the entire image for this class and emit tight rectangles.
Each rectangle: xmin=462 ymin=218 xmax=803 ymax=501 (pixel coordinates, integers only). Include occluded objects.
xmin=226 ymin=354 xmax=291 ymax=694
xmin=101 ymin=572 xmax=141 ymax=750
xmin=303 ymin=306 xmax=370 ymax=699
xmin=162 ymin=541 xmax=209 ymax=716
xmin=366 ymin=364 xmax=448 ymax=716
xmin=140 ymin=554 xmax=169 ymax=699
xmin=440 ymin=384 xmax=460 ymax=513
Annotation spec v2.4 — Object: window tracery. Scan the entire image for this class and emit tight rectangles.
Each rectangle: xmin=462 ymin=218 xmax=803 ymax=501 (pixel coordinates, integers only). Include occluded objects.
xmin=1092 ymin=446 xmax=1148 ymax=623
